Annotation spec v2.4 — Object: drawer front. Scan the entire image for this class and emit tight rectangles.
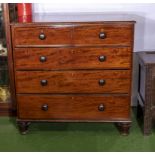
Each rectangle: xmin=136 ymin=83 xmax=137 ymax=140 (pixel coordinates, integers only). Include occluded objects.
xmin=73 ymin=24 xmax=133 ymax=45
xmin=17 ymin=95 xmax=130 ymax=120
xmin=12 ymin=26 xmax=72 ymax=46
xmin=15 ymin=70 xmax=130 ymax=94
xmin=14 ymin=47 xmax=131 ymax=70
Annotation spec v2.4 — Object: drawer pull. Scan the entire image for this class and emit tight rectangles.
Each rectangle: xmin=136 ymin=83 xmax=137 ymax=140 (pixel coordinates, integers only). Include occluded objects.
xmin=98 ymin=104 xmax=105 ymax=111
xmin=40 ymin=80 xmax=48 ymax=86
xmin=99 ymin=32 xmax=106 ymax=39
xmin=40 ymin=56 xmax=47 ymax=62
xmin=98 ymin=79 xmax=106 ymax=86
xmin=39 ymin=33 xmax=46 ymax=40
xmin=99 ymin=55 xmax=106 ymax=62
xmin=41 ymin=104 xmax=48 ymax=111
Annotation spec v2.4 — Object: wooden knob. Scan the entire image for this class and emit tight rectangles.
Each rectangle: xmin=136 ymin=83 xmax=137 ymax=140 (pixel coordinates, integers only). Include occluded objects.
xmin=40 ymin=80 xmax=48 ymax=86
xmin=42 ymin=104 xmax=48 ymax=111
xmin=98 ymin=104 xmax=105 ymax=111
xmin=99 ymin=55 xmax=106 ymax=62
xmin=39 ymin=33 xmax=46 ymax=40
xmin=40 ymin=56 xmax=47 ymax=62
xmin=98 ymin=79 xmax=106 ymax=86
xmin=99 ymin=32 xmax=106 ymax=39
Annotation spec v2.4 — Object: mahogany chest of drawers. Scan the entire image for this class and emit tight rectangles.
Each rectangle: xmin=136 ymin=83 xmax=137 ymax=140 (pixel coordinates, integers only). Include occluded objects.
xmin=11 ymin=21 xmax=135 ymax=135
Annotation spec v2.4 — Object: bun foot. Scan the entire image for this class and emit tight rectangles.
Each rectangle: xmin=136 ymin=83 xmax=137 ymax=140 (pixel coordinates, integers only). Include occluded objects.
xmin=17 ymin=121 xmax=30 ymax=135
xmin=115 ymin=122 xmax=131 ymax=136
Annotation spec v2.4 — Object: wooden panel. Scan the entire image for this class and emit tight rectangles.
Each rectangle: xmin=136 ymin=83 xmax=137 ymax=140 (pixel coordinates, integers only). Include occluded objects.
xmin=15 ymin=70 xmax=130 ymax=94
xmin=12 ymin=26 xmax=72 ymax=46
xmin=73 ymin=24 xmax=133 ymax=46
xmin=17 ymin=95 xmax=130 ymax=120
xmin=14 ymin=47 xmax=131 ymax=70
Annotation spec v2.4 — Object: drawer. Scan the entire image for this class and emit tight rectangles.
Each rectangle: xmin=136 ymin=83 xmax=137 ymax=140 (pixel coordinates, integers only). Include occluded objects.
xmin=14 ymin=47 xmax=131 ymax=70
xmin=12 ymin=26 xmax=72 ymax=46
xmin=73 ymin=23 xmax=133 ymax=46
xmin=17 ymin=95 xmax=130 ymax=120
xmin=15 ymin=70 xmax=130 ymax=94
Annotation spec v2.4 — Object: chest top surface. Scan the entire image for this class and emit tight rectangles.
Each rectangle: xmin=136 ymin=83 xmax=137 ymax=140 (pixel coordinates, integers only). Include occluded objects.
xmin=10 ymin=13 xmax=136 ymax=26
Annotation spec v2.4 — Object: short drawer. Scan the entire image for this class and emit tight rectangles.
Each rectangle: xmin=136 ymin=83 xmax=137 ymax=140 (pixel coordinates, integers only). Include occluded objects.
xmin=17 ymin=95 xmax=130 ymax=120
xmin=73 ymin=23 xmax=133 ymax=46
xmin=14 ymin=47 xmax=131 ymax=70
xmin=12 ymin=26 xmax=72 ymax=46
xmin=15 ymin=70 xmax=130 ymax=94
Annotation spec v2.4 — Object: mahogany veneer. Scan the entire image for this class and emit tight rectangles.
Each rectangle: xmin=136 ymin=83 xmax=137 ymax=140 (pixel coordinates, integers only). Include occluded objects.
xmin=17 ymin=95 xmax=130 ymax=120
xmin=15 ymin=70 xmax=130 ymax=94
xmin=11 ymin=20 xmax=135 ymax=135
xmin=14 ymin=47 xmax=131 ymax=70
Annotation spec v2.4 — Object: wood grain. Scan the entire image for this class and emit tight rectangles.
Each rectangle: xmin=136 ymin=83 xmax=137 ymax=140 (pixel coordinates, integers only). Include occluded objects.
xmin=73 ymin=24 xmax=133 ymax=46
xmin=10 ymin=20 xmax=135 ymax=133
xmin=14 ymin=47 xmax=131 ymax=70
xmin=15 ymin=70 xmax=130 ymax=93
xmin=13 ymin=26 xmax=72 ymax=46
xmin=17 ymin=94 xmax=130 ymax=120
xmin=12 ymin=23 xmax=134 ymax=46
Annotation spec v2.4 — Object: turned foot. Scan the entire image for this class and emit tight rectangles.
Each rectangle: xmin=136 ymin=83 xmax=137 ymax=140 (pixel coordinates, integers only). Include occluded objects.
xmin=17 ymin=121 xmax=30 ymax=135
xmin=115 ymin=122 xmax=131 ymax=136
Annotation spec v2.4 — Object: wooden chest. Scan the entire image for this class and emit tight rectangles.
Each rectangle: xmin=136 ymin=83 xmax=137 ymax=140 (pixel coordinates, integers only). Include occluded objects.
xmin=11 ymin=21 xmax=135 ymax=135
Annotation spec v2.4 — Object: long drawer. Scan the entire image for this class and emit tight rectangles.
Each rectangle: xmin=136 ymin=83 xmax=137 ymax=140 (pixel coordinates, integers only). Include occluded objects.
xmin=14 ymin=47 xmax=131 ymax=70
xmin=17 ymin=95 xmax=130 ymax=120
xmin=12 ymin=26 xmax=72 ymax=46
xmin=15 ymin=70 xmax=130 ymax=94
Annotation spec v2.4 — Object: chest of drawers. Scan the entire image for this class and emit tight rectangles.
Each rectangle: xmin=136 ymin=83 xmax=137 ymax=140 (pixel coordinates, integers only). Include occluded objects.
xmin=11 ymin=21 xmax=135 ymax=135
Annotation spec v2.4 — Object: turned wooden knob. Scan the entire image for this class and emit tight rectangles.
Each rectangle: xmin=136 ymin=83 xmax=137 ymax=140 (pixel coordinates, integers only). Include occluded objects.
xmin=98 ymin=79 xmax=106 ymax=86
xmin=40 ymin=79 xmax=48 ymax=86
xmin=99 ymin=32 xmax=106 ymax=39
xmin=99 ymin=55 xmax=106 ymax=62
xmin=39 ymin=33 xmax=46 ymax=40
xmin=40 ymin=56 xmax=47 ymax=62
xmin=42 ymin=104 xmax=48 ymax=111
xmin=98 ymin=104 xmax=105 ymax=111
